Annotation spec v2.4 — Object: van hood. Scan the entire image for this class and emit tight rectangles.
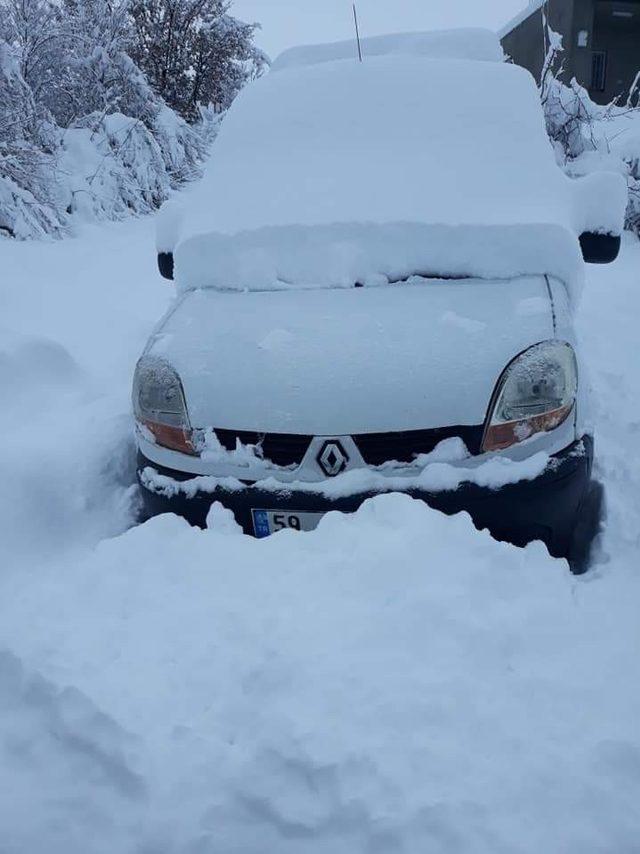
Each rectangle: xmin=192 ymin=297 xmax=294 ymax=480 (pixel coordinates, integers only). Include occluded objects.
xmin=146 ymin=276 xmax=556 ymax=435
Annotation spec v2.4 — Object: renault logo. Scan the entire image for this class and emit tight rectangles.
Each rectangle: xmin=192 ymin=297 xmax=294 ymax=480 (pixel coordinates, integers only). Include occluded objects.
xmin=317 ymin=440 xmax=349 ymax=477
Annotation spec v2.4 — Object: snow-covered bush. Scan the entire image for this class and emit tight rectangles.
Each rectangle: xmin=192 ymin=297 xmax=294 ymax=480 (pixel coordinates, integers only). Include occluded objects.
xmin=56 ymin=108 xmax=214 ymax=223
xmin=538 ymin=8 xmax=640 ymax=235
xmin=60 ymin=113 xmax=173 ymax=221
xmin=151 ymin=105 xmax=211 ymax=184
xmin=0 ymin=40 xmax=65 ymax=237
xmin=616 ymin=133 xmax=640 ymax=234
xmin=0 ymin=0 xmax=262 ymax=239
xmin=46 ymin=0 xmax=161 ymax=129
xmin=555 ymin=101 xmax=640 ymax=239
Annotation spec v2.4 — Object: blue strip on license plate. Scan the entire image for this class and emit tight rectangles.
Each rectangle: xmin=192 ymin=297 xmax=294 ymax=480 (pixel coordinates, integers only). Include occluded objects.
xmin=252 ymin=509 xmax=272 ymax=539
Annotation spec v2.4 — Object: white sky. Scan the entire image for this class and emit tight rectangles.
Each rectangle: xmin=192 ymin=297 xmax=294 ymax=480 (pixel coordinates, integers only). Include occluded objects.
xmin=231 ymin=0 xmax=527 ymax=59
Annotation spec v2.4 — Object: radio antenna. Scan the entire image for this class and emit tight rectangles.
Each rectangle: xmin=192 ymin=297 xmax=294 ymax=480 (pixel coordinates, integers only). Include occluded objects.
xmin=352 ymin=3 xmax=363 ymax=62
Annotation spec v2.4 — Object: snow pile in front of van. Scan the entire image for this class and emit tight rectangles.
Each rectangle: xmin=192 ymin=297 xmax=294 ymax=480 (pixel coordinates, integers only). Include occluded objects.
xmin=166 ymin=56 xmax=627 ymax=300
xmin=2 ymin=210 xmax=640 ymax=852
xmin=2 ymin=495 xmax=640 ymax=853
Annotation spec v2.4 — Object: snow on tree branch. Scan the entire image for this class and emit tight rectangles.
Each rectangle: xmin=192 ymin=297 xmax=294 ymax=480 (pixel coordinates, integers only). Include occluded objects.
xmin=0 ymin=0 xmax=265 ymax=238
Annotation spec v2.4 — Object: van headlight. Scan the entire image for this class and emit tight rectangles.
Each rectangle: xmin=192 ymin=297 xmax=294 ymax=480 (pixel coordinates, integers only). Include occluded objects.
xmin=482 ymin=341 xmax=577 ymax=453
xmin=132 ymin=357 xmax=196 ymax=455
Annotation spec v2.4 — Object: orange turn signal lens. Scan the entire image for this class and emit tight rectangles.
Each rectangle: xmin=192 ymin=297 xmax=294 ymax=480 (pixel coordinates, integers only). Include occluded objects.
xmin=481 ymin=403 xmax=574 ymax=453
xmin=142 ymin=420 xmax=197 ymax=456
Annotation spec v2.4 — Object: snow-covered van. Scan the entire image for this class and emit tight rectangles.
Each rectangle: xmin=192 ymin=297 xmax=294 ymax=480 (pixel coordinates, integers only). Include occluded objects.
xmin=134 ymin=30 xmax=627 ymax=569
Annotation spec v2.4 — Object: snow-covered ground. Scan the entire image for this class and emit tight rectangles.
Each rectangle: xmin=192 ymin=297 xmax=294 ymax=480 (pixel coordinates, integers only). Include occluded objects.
xmin=1 ymin=216 xmax=639 ymax=852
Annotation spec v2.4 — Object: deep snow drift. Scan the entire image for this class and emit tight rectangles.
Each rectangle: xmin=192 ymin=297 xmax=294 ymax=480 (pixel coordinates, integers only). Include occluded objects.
xmin=1 ymin=216 xmax=639 ymax=852
xmin=0 ymin=218 xmax=170 ymax=558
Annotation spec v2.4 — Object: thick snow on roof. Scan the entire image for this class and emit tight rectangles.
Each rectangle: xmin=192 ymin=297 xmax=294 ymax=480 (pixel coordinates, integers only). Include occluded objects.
xmin=169 ymin=54 xmax=627 ymax=300
xmin=498 ymin=1 xmax=546 ymax=39
xmin=271 ymin=28 xmax=504 ymax=72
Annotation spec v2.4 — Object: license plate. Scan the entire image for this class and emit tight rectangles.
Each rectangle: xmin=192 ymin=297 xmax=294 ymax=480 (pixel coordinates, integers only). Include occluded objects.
xmin=252 ymin=509 xmax=324 ymax=538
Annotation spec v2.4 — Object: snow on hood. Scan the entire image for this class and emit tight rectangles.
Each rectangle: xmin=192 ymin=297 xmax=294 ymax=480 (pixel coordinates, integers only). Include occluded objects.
xmin=270 ymin=28 xmax=504 ymax=72
xmin=163 ymin=54 xmax=627 ymax=303
xmin=147 ymin=276 xmax=555 ymax=435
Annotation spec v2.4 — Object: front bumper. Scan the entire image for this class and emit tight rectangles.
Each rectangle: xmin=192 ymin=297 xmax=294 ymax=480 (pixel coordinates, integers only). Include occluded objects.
xmin=137 ymin=436 xmax=594 ymax=559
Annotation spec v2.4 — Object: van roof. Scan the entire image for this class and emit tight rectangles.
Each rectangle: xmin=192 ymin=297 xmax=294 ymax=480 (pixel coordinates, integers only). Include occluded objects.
xmin=270 ymin=28 xmax=504 ymax=72
xmin=165 ymin=48 xmax=626 ymax=301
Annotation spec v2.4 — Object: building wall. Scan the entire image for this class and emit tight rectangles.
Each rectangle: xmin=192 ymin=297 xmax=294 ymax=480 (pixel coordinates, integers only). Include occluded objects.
xmin=570 ymin=0 xmax=597 ymax=93
xmin=591 ymin=1 xmax=640 ymax=104
xmin=500 ymin=0 xmax=579 ymax=86
xmin=501 ymin=0 xmax=640 ymax=105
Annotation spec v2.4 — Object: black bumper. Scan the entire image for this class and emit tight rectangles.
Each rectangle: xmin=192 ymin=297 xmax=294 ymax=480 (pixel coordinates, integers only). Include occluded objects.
xmin=137 ymin=436 xmax=594 ymax=560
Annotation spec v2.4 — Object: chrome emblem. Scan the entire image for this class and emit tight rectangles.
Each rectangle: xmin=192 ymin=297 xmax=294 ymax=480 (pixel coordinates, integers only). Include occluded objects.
xmin=317 ymin=440 xmax=349 ymax=477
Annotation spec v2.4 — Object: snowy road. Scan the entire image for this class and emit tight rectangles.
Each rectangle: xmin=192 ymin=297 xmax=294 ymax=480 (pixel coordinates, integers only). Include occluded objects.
xmin=1 ymin=218 xmax=639 ymax=852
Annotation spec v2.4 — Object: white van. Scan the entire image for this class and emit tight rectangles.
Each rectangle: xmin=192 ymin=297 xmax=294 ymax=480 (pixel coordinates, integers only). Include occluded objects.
xmin=134 ymin=31 xmax=626 ymax=570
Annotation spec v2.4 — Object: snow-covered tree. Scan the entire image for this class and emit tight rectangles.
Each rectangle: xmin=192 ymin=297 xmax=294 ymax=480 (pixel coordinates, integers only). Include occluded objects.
xmin=0 ymin=0 xmax=60 ymax=100
xmin=46 ymin=0 xmax=160 ymax=128
xmin=0 ymin=38 xmax=63 ymax=237
xmin=128 ymin=0 xmax=267 ymax=120
xmin=0 ymin=0 xmax=232 ymax=237
xmin=183 ymin=12 xmax=268 ymax=114
xmin=539 ymin=12 xmax=596 ymax=161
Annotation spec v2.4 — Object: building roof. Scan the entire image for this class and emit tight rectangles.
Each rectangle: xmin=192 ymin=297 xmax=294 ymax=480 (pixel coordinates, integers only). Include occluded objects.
xmin=498 ymin=1 xmax=547 ymax=39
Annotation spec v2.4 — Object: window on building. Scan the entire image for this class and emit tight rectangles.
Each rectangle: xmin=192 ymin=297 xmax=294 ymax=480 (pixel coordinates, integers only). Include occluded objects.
xmin=591 ymin=51 xmax=607 ymax=92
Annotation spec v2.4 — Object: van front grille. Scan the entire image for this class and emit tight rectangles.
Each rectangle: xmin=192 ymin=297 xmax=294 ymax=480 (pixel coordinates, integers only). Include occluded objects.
xmin=214 ymin=429 xmax=312 ymax=467
xmin=212 ymin=425 xmax=483 ymax=469
xmin=353 ymin=426 xmax=483 ymax=466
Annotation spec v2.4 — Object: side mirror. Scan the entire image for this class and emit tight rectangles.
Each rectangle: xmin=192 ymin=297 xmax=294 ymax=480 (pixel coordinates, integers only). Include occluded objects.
xmin=579 ymin=232 xmax=621 ymax=265
xmin=157 ymin=251 xmax=174 ymax=280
